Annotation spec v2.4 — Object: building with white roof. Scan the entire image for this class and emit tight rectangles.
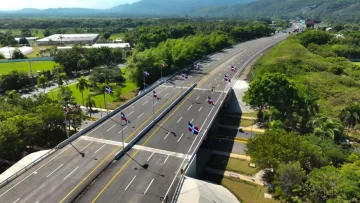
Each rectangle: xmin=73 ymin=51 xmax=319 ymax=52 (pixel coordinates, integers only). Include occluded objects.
xmin=0 ymin=46 xmax=34 ymax=59
xmin=36 ymin=34 xmax=100 ymax=45
xmin=57 ymin=43 xmax=131 ymax=51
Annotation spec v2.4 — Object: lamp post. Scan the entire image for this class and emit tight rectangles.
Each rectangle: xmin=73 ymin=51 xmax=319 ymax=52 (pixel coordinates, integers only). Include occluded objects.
xmin=143 ymin=67 xmax=150 ymax=91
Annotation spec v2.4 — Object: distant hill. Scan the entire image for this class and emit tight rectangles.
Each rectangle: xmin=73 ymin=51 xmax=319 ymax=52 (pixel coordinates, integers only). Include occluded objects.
xmin=188 ymin=0 xmax=360 ymax=22
xmin=0 ymin=0 xmax=253 ymax=17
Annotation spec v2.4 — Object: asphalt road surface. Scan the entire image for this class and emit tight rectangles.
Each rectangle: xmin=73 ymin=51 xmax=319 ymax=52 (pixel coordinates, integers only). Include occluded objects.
xmin=73 ymin=33 xmax=289 ymax=203
xmin=0 ymin=31 xmax=289 ymax=203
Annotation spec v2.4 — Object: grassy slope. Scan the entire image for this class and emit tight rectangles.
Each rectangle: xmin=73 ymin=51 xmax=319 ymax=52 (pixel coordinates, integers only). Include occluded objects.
xmin=203 ymin=172 xmax=278 ymax=203
xmin=0 ymin=61 xmax=56 ymax=74
xmin=254 ymin=36 xmax=360 ymax=118
xmin=49 ymin=80 xmax=137 ymax=109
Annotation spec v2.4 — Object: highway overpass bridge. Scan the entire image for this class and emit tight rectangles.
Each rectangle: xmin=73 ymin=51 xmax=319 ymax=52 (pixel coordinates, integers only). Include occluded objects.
xmin=0 ymin=32 xmax=288 ymax=203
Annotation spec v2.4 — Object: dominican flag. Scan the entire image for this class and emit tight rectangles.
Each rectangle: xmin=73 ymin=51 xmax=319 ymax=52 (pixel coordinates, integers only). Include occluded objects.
xmin=207 ymin=96 xmax=214 ymax=105
xmin=224 ymin=75 xmax=231 ymax=82
xmin=63 ymin=106 xmax=68 ymax=114
xmin=144 ymin=71 xmax=150 ymax=76
xmin=105 ymin=87 xmax=113 ymax=94
xmin=153 ymin=90 xmax=158 ymax=99
xmin=121 ymin=112 xmax=131 ymax=123
xmin=188 ymin=122 xmax=199 ymax=135
xmin=194 ymin=64 xmax=200 ymax=70
xmin=181 ymin=73 xmax=188 ymax=79
xmin=161 ymin=63 xmax=166 ymax=68
xmin=231 ymin=66 xmax=237 ymax=72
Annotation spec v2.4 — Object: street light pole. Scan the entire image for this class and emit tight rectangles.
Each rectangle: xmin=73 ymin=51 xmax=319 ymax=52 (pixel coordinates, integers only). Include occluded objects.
xmin=121 ymin=118 xmax=125 ymax=150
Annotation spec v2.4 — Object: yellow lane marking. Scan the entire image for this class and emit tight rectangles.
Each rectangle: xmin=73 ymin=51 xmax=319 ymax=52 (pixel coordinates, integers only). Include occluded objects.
xmin=91 ymin=90 xmax=197 ymax=202
xmin=59 ymin=87 xmax=185 ymax=203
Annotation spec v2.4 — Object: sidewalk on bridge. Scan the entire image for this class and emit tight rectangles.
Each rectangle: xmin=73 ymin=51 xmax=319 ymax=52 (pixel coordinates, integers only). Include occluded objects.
xmin=0 ymin=150 xmax=51 ymax=183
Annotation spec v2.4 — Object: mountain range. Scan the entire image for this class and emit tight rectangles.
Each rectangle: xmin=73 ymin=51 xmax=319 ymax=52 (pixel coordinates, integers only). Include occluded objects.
xmin=0 ymin=0 xmax=359 ymax=22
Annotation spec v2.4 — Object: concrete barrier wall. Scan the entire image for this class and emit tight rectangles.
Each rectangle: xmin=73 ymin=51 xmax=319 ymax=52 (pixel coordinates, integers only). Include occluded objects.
xmin=115 ymin=83 xmax=197 ymax=160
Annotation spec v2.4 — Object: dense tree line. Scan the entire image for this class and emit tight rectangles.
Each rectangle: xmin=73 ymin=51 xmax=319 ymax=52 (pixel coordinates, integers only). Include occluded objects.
xmin=244 ymin=29 xmax=360 ymax=202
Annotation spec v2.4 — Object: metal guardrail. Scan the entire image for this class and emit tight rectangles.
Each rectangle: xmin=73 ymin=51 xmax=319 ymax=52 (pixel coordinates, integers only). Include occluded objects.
xmin=115 ymin=83 xmax=197 ymax=159
xmin=170 ymin=37 xmax=285 ymax=203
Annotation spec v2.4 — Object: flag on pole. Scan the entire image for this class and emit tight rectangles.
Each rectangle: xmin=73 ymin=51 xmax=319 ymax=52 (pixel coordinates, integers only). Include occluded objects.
xmin=153 ymin=90 xmax=158 ymax=99
xmin=105 ymin=87 xmax=113 ymax=94
xmin=207 ymin=96 xmax=214 ymax=105
xmin=194 ymin=64 xmax=200 ymax=70
xmin=121 ymin=112 xmax=131 ymax=123
xmin=63 ymin=106 xmax=68 ymax=114
xmin=181 ymin=73 xmax=188 ymax=79
xmin=231 ymin=66 xmax=237 ymax=72
xmin=188 ymin=122 xmax=199 ymax=135
xmin=161 ymin=63 xmax=166 ymax=68
xmin=224 ymin=75 xmax=231 ymax=82
xmin=144 ymin=71 xmax=150 ymax=76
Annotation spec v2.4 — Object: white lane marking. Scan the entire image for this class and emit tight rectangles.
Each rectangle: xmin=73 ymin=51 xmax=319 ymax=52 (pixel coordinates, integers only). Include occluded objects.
xmin=187 ymin=105 xmax=192 ymax=111
xmin=202 ymin=90 xmax=205 ymax=93
xmin=177 ymin=117 xmax=182 ymax=123
xmin=207 ymin=83 xmax=212 ymax=87
xmin=147 ymin=152 xmax=154 ymax=161
xmin=125 ymin=175 xmax=137 ymax=191
xmin=13 ymin=198 xmax=20 ymax=203
xmin=177 ymin=133 xmax=184 ymax=143
xmin=46 ymin=164 xmax=64 ymax=178
xmin=216 ymin=84 xmax=220 ymax=88
xmin=106 ymin=124 xmax=116 ymax=132
xmin=214 ymin=77 xmax=218 ymax=80
xmin=164 ymin=132 xmax=170 ymax=140
xmin=142 ymin=100 xmax=148 ymax=105
xmin=198 ymin=107 xmax=203 ymax=112
xmin=181 ymin=81 xmax=185 ymax=84
xmin=94 ymin=144 xmax=106 ymax=153
xmin=137 ymin=112 xmax=144 ymax=118
xmin=164 ymin=93 xmax=169 ymax=98
xmin=0 ymin=139 xmax=81 ymax=198
xmin=196 ymin=96 xmax=200 ymax=101
xmin=144 ymin=179 xmax=154 ymax=195
xmin=63 ymin=166 xmax=79 ymax=180
xmin=190 ymin=118 xmax=194 ymax=123
xmin=128 ymin=111 xmax=134 ymax=116
xmin=35 ymin=201 xmax=39 ymax=203
xmin=153 ymin=101 xmax=158 ymax=106
xmin=118 ymin=126 xmax=128 ymax=134
xmin=80 ymin=142 xmax=93 ymax=151
xmin=164 ymin=155 xmax=170 ymax=164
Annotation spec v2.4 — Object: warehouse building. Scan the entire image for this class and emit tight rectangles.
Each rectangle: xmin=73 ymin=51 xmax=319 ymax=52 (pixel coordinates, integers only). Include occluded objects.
xmin=57 ymin=43 xmax=131 ymax=51
xmin=36 ymin=34 xmax=100 ymax=45
xmin=0 ymin=46 xmax=34 ymax=59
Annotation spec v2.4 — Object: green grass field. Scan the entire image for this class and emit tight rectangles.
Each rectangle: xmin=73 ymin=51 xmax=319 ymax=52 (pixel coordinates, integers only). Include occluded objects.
xmin=0 ymin=29 xmax=45 ymax=38
xmin=0 ymin=61 xmax=56 ymax=75
xmin=109 ymin=33 xmax=126 ymax=40
xmin=203 ymin=173 xmax=278 ymax=203
xmin=49 ymin=80 xmax=138 ymax=109
xmin=208 ymin=155 xmax=258 ymax=176
xmin=27 ymin=46 xmax=55 ymax=58
xmin=353 ymin=62 xmax=360 ymax=66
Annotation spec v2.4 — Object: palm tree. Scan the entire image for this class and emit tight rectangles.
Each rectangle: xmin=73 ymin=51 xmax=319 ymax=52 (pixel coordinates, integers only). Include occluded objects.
xmin=85 ymin=95 xmax=96 ymax=118
xmin=55 ymin=72 xmax=68 ymax=87
xmin=340 ymin=102 xmax=360 ymax=136
xmin=307 ymin=115 xmax=343 ymax=140
xmin=76 ymin=76 xmax=89 ymax=105
xmin=37 ymin=74 xmax=48 ymax=93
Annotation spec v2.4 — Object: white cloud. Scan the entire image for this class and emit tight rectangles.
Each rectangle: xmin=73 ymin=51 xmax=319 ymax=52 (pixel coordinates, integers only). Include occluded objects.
xmin=1 ymin=0 xmax=140 ymax=10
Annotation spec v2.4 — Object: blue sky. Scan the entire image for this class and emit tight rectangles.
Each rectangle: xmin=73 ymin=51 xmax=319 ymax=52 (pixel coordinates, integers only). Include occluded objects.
xmin=2 ymin=0 xmax=140 ymax=10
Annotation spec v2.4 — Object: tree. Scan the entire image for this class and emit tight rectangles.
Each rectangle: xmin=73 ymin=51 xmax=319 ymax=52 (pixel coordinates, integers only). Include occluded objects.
xmin=55 ymin=72 xmax=68 ymax=87
xmin=340 ymin=101 xmax=360 ymax=136
xmin=103 ymin=32 xmax=111 ymax=40
xmin=0 ymin=70 xmax=32 ymax=91
xmin=21 ymin=29 xmax=32 ymax=37
xmin=44 ymin=29 xmax=51 ymax=37
xmin=37 ymin=74 xmax=48 ymax=93
xmin=58 ymin=86 xmax=75 ymax=105
xmin=0 ymin=53 xmax=5 ymax=59
xmin=85 ymin=95 xmax=96 ymax=118
xmin=19 ymin=37 xmax=29 ymax=45
xmin=76 ymin=76 xmax=89 ymax=105
xmin=307 ymin=115 xmax=343 ymax=140
xmin=298 ymin=30 xmax=332 ymax=47
xmin=273 ymin=162 xmax=306 ymax=201
xmin=11 ymin=50 xmax=26 ymax=59
xmin=77 ymin=58 xmax=89 ymax=72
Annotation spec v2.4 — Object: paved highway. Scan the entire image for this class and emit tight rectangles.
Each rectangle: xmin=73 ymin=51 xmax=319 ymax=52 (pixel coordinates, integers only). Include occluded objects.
xmin=73 ymin=33 xmax=289 ymax=203
xmin=0 ymin=33 xmax=288 ymax=203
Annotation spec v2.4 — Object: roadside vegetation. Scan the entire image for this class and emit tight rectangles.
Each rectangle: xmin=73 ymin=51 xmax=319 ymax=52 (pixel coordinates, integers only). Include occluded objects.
xmin=244 ymin=27 xmax=360 ymax=202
